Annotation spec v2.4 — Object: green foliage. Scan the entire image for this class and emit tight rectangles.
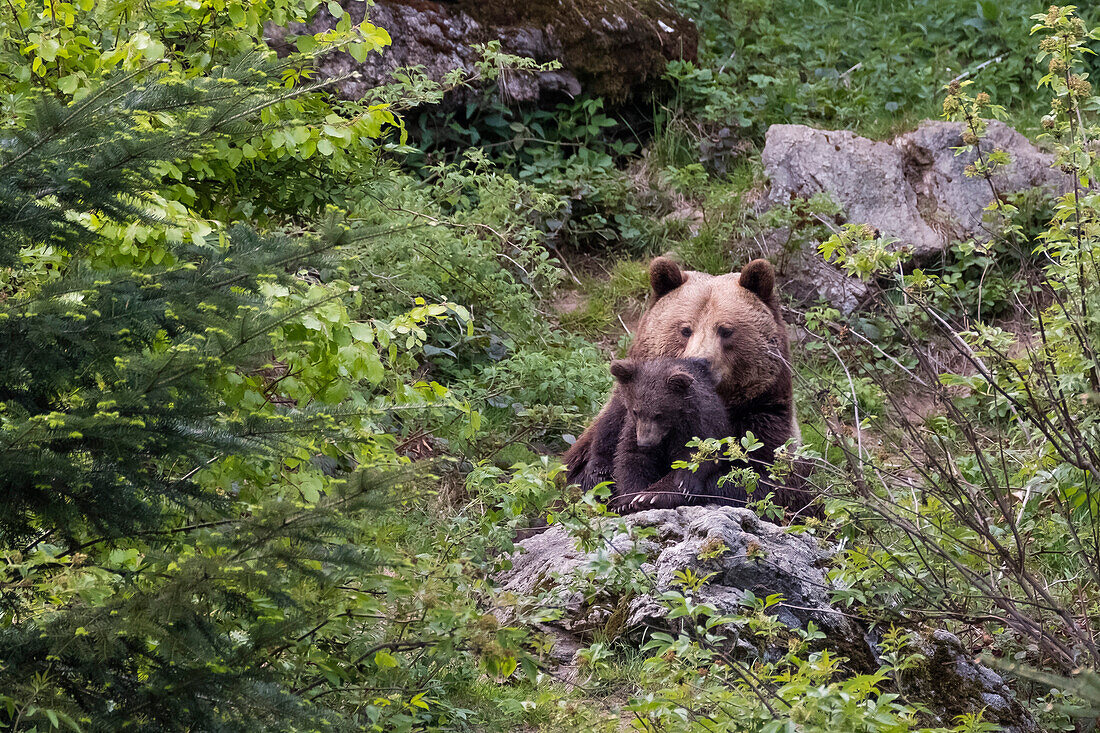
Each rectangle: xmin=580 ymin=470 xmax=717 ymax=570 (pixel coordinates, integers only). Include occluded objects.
xmin=412 ymin=94 xmax=672 ymax=253
xmin=0 ymin=2 xmax=581 ymax=729
xmin=820 ymin=224 xmax=911 ymax=282
xmin=797 ymin=9 xmax=1100 ymax=727
xmin=0 ymin=474 xmax=390 ymax=730
xmin=9 ymin=0 xmax=1100 ymax=728
xmin=668 ymin=0 xmax=1100 ymax=139
xmin=0 ymin=42 xmax=544 ymax=727
xmin=0 ymin=62 xmax=357 ymax=542
xmin=1 ymin=0 xmax=397 ymax=224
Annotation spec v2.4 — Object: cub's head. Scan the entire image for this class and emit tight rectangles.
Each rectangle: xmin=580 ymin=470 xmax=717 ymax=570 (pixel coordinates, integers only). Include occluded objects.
xmin=630 ymin=257 xmax=787 ymax=404
xmin=610 ymin=358 xmax=710 ymax=449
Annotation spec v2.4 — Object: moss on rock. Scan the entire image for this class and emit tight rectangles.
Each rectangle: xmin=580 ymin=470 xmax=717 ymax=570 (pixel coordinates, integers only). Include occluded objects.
xmin=270 ymin=0 xmax=697 ymax=105
xmin=457 ymin=0 xmax=698 ymax=102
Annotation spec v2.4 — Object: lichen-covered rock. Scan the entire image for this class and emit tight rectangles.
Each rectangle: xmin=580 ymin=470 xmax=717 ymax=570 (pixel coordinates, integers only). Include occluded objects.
xmin=496 ymin=506 xmax=1039 ymax=730
xmin=267 ymin=0 xmax=698 ymax=106
xmin=497 ymin=506 xmax=873 ymax=668
xmin=903 ymin=630 xmax=1040 ymax=733
xmin=763 ymin=125 xmax=944 ymax=258
xmin=760 ymin=121 xmax=1068 ymax=312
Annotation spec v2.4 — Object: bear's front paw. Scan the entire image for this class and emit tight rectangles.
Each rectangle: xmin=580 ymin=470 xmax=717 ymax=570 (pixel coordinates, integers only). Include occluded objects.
xmin=624 ymin=492 xmax=667 ymax=512
xmin=608 ymin=493 xmax=648 ymax=514
xmin=607 ymin=494 xmax=633 ymax=514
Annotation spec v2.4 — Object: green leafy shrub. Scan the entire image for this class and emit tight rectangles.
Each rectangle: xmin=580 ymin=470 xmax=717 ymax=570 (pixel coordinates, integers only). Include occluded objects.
xmin=0 ymin=4 xmax=575 ymax=729
xmin=669 ymin=0 xmax=1099 ymax=140
xmin=796 ymin=10 xmax=1100 ymax=726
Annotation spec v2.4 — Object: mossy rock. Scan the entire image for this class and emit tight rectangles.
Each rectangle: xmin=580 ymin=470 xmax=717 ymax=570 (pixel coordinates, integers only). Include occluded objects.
xmin=270 ymin=0 xmax=698 ymax=105
xmin=457 ymin=0 xmax=698 ymax=102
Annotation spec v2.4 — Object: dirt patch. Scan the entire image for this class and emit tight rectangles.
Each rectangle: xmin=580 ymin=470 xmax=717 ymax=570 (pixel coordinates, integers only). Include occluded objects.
xmin=550 ymin=290 xmax=587 ymax=315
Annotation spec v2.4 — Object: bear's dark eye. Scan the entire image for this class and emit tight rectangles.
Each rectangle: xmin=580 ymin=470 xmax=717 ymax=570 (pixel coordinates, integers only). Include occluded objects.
xmin=680 ymin=326 xmax=692 ymax=338
xmin=717 ymin=325 xmax=733 ymax=339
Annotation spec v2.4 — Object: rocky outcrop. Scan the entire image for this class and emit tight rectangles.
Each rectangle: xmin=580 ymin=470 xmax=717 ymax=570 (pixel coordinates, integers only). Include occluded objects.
xmin=497 ymin=505 xmax=1038 ymax=730
xmin=764 ymin=126 xmax=945 ymax=258
xmin=761 ymin=121 xmax=1068 ymax=311
xmin=499 ymin=506 xmax=868 ymax=666
xmin=267 ymin=0 xmax=698 ymax=106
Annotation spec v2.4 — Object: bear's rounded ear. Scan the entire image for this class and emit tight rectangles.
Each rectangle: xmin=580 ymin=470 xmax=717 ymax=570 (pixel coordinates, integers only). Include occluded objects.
xmin=610 ymin=360 xmax=636 ymax=383
xmin=739 ymin=259 xmax=775 ymax=301
xmin=650 ymin=257 xmax=685 ymax=300
xmin=666 ymin=371 xmax=694 ymax=393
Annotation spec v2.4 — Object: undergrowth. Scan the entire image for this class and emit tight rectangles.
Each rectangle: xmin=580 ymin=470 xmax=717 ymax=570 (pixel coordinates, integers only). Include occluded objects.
xmin=4 ymin=0 xmax=1100 ymax=730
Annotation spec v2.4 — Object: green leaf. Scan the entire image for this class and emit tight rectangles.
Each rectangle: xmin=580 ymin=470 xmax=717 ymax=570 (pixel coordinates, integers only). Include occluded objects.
xmin=295 ymin=34 xmax=318 ymax=54
xmin=348 ymin=42 xmax=369 ymax=63
xmin=143 ymin=39 xmax=165 ymax=61
xmin=298 ymin=472 xmax=323 ymax=502
xmin=361 ymin=23 xmax=391 ymax=48
xmin=57 ymin=74 xmax=80 ymax=95
xmin=349 ymin=322 xmax=373 ymax=342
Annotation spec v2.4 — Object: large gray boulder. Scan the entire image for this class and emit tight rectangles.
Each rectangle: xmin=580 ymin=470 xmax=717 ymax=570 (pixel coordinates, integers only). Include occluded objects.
xmin=761 ymin=121 xmax=1068 ymax=312
xmin=267 ymin=0 xmax=698 ymax=106
xmin=763 ymin=126 xmax=944 ymax=258
xmin=497 ymin=505 xmax=1038 ymax=730
xmin=499 ymin=506 xmax=869 ymax=664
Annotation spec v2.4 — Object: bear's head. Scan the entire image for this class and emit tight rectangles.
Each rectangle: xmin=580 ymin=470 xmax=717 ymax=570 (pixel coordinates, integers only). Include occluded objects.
xmin=628 ymin=257 xmax=790 ymax=406
xmin=609 ymin=357 xmax=712 ymax=448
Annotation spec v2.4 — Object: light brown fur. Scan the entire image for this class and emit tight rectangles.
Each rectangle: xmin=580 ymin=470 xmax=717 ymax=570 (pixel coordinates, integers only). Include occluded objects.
xmin=630 ymin=265 xmax=788 ymax=408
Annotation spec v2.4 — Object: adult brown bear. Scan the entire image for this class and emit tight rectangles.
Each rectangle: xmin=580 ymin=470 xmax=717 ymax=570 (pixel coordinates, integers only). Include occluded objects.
xmin=564 ymin=257 xmax=811 ymax=514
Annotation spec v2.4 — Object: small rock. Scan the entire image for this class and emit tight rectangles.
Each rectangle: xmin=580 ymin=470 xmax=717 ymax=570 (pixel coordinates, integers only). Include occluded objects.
xmin=904 ymin=629 xmax=1040 ymax=733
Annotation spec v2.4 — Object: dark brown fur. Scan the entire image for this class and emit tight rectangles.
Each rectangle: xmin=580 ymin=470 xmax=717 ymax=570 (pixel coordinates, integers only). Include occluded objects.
xmin=609 ymin=358 xmax=741 ymax=513
xmin=563 ymin=258 xmax=816 ymax=516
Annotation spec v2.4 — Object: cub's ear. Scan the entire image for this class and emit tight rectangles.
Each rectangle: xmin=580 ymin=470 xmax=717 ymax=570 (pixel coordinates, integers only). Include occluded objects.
xmin=610 ymin=360 xmax=637 ymax=383
xmin=650 ymin=257 xmax=685 ymax=300
xmin=666 ymin=370 xmax=694 ymax=393
xmin=739 ymin=259 xmax=775 ymax=301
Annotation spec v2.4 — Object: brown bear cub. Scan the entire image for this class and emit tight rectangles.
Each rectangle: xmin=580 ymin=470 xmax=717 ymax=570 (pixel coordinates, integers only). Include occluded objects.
xmin=608 ymin=357 xmax=746 ymax=513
